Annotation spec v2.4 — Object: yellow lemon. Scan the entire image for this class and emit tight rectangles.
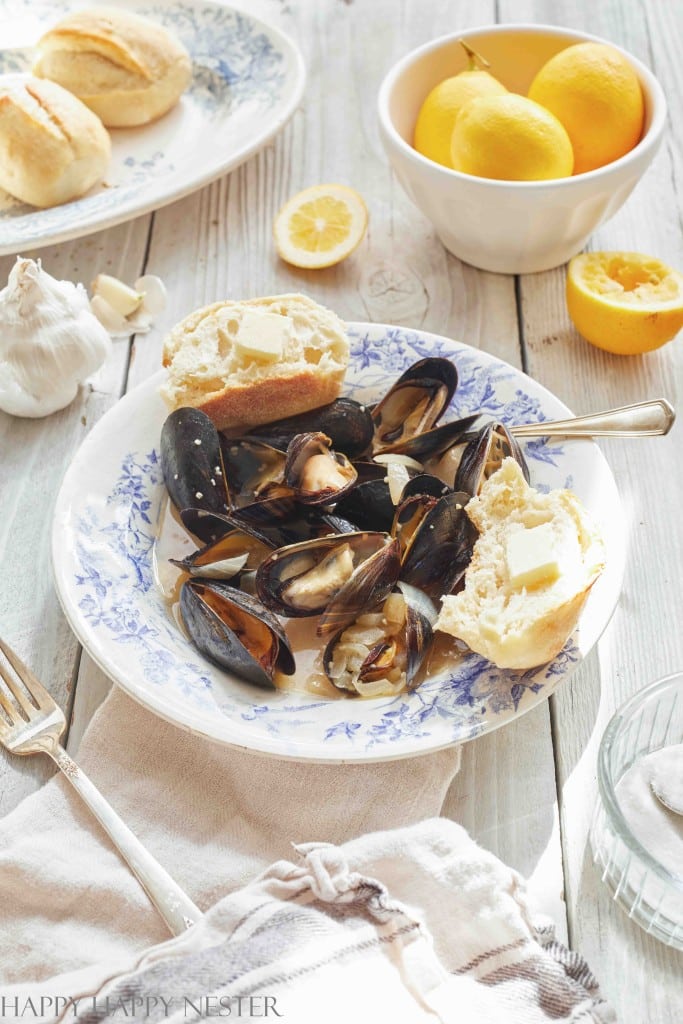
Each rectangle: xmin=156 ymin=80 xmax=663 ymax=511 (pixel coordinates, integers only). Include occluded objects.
xmin=449 ymin=94 xmax=573 ymax=181
xmin=566 ymin=252 xmax=683 ymax=355
xmin=413 ymin=41 xmax=507 ymax=168
xmin=528 ymin=43 xmax=644 ymax=175
xmin=273 ymin=184 xmax=368 ymax=269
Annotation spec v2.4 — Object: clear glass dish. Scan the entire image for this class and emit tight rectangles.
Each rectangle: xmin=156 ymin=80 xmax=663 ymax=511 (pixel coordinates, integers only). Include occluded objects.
xmin=590 ymin=672 xmax=683 ymax=949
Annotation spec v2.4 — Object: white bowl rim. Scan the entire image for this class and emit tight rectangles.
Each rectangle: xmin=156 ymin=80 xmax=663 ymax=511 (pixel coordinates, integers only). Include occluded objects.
xmin=378 ymin=22 xmax=668 ymax=191
xmin=597 ymin=671 xmax=683 ymax=892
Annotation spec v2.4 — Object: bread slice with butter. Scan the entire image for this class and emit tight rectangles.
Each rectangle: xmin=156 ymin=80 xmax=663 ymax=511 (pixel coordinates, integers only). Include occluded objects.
xmin=436 ymin=457 xmax=605 ymax=669
xmin=160 ymin=294 xmax=350 ymax=432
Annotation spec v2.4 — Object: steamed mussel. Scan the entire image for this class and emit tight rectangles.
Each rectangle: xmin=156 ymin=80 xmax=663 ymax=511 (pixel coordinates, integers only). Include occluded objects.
xmin=179 ymin=580 xmax=295 ymax=687
xmin=159 ymin=354 xmax=532 ymax=696
xmin=322 ymin=584 xmax=437 ymax=697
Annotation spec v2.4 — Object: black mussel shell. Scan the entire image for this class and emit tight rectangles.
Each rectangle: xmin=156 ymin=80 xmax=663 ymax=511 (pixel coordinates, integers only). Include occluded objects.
xmin=219 ymin=438 xmax=289 ymax=506
xmin=317 ymin=538 xmax=401 ymax=639
xmin=399 ymin=491 xmax=477 ymax=598
xmin=246 ymin=398 xmax=374 ymax=461
xmin=172 ymin=529 xmax=275 ymax=580
xmin=334 ymin=478 xmax=395 ymax=533
xmin=379 ymin=414 xmax=480 ymax=461
xmin=179 ymin=580 xmax=294 ymax=687
xmin=256 ymin=531 xmax=392 ymax=618
xmin=285 ymin=432 xmax=358 ymax=505
xmin=392 ymin=494 xmax=439 ymax=560
xmin=322 ymin=582 xmax=436 ymax=695
xmin=160 ymin=408 xmax=230 ymax=542
xmin=454 ymin=422 xmax=530 ymax=497
xmin=371 ymin=358 xmax=459 ymax=451
xmin=400 ymin=474 xmax=452 ymax=502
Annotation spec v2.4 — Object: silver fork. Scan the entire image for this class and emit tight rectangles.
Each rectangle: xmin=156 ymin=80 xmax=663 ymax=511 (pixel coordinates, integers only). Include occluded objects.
xmin=0 ymin=637 xmax=201 ymax=935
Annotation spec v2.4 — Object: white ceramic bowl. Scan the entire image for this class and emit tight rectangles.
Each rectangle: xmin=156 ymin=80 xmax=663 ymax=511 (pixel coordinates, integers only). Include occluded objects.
xmin=378 ymin=24 xmax=667 ymax=274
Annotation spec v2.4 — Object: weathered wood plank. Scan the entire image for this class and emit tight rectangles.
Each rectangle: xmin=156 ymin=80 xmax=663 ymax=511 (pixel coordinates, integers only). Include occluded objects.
xmin=499 ymin=0 xmax=683 ymax=1017
xmin=0 ymin=221 xmax=151 ymax=809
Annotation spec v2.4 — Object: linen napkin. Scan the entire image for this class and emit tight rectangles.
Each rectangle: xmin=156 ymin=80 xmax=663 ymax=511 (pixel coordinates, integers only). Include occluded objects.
xmin=0 ymin=686 xmax=614 ymax=1023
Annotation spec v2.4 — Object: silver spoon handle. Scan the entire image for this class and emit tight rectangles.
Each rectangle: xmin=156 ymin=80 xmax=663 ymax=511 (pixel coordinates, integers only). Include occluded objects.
xmin=510 ymin=399 xmax=676 ymax=439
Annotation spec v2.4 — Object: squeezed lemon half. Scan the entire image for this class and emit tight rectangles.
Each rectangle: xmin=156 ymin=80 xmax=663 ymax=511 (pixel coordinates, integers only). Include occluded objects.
xmin=566 ymin=252 xmax=683 ymax=355
xmin=274 ymin=184 xmax=368 ymax=269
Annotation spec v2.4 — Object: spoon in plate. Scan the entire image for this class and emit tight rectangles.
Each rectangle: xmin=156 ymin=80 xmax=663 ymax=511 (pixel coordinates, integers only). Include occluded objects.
xmin=509 ymin=398 xmax=675 ymax=439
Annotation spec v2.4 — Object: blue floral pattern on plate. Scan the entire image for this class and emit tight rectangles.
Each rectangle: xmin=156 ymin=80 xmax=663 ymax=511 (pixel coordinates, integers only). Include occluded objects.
xmin=52 ymin=324 xmax=624 ymax=761
xmin=0 ymin=0 xmax=304 ymax=253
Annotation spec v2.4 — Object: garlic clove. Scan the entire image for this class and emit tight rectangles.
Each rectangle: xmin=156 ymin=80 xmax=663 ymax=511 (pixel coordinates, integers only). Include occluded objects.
xmin=134 ymin=274 xmax=167 ymax=316
xmin=90 ymin=293 xmax=132 ymax=337
xmin=92 ymin=273 xmax=144 ymax=317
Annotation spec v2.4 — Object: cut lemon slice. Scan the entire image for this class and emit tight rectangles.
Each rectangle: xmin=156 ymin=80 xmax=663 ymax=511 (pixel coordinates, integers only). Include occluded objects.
xmin=566 ymin=252 xmax=683 ymax=355
xmin=274 ymin=184 xmax=368 ymax=269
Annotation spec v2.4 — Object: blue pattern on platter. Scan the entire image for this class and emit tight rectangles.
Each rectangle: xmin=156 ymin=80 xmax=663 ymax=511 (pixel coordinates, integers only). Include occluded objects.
xmin=57 ymin=324 xmax=607 ymax=759
xmin=0 ymin=0 xmax=301 ymax=251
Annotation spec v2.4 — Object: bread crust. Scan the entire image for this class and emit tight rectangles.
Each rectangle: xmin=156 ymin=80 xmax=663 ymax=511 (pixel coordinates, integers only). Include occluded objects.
xmin=0 ymin=75 xmax=110 ymax=207
xmin=160 ymin=293 xmax=350 ymax=432
xmin=34 ymin=7 xmax=192 ymax=127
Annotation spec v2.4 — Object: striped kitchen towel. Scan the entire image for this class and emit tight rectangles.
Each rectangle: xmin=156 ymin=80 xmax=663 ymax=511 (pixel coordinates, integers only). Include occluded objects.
xmin=5 ymin=818 xmax=614 ymax=1024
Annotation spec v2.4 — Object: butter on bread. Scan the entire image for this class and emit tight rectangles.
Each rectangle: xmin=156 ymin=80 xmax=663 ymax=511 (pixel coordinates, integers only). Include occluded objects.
xmin=160 ymin=294 xmax=350 ymax=432
xmin=436 ymin=458 xmax=605 ymax=669
xmin=33 ymin=7 xmax=192 ymax=128
xmin=0 ymin=75 xmax=110 ymax=208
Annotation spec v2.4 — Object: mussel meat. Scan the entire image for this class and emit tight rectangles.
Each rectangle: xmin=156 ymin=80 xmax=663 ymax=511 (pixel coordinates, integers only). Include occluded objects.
xmin=256 ymin=531 xmax=395 ymax=618
xmin=179 ymin=580 xmax=294 ymax=687
xmin=316 ymin=537 xmax=401 ymax=638
xmin=285 ymin=432 xmax=357 ymax=505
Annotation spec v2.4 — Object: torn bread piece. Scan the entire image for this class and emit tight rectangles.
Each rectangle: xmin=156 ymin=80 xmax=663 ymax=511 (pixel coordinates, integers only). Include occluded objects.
xmin=160 ymin=293 xmax=350 ymax=432
xmin=436 ymin=457 xmax=605 ymax=669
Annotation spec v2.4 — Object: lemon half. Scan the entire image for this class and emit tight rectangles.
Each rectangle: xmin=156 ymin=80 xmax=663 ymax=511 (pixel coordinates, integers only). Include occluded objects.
xmin=274 ymin=184 xmax=368 ymax=269
xmin=566 ymin=252 xmax=683 ymax=355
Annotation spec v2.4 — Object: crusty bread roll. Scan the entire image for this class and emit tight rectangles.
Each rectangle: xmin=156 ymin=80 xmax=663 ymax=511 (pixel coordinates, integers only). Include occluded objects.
xmin=0 ymin=75 xmax=110 ymax=208
xmin=160 ymin=294 xmax=350 ymax=432
xmin=33 ymin=7 xmax=192 ymax=128
xmin=436 ymin=458 xmax=605 ymax=669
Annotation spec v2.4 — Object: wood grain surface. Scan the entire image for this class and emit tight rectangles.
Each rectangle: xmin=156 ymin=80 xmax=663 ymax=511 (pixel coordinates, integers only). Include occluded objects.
xmin=0 ymin=1 xmax=681 ymax=1019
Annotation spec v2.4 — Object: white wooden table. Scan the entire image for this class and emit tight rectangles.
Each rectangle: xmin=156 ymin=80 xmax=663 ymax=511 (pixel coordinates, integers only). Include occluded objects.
xmin=1 ymin=1 xmax=681 ymax=1019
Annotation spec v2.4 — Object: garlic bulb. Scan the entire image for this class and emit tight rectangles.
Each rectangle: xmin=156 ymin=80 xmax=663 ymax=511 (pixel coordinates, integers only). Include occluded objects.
xmin=0 ymin=257 xmax=111 ymax=418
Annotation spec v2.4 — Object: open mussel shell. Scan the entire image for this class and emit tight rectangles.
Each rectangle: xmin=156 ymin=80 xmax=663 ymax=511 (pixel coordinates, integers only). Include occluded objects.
xmin=160 ymin=408 xmax=230 ymax=542
xmin=399 ymin=474 xmax=452 ymax=502
xmin=316 ymin=537 xmax=401 ymax=639
xmin=379 ymin=413 xmax=480 ymax=462
xmin=256 ymin=531 xmax=393 ymax=618
xmin=172 ymin=528 xmax=275 ymax=580
xmin=285 ymin=431 xmax=358 ymax=505
xmin=371 ymin=357 xmax=458 ymax=452
xmin=454 ymin=421 xmax=530 ymax=497
xmin=219 ymin=438 xmax=289 ymax=506
xmin=179 ymin=580 xmax=294 ymax=687
xmin=399 ymin=490 xmax=477 ymax=598
xmin=392 ymin=493 xmax=439 ymax=560
xmin=322 ymin=582 xmax=437 ymax=696
xmin=246 ymin=398 xmax=374 ymax=461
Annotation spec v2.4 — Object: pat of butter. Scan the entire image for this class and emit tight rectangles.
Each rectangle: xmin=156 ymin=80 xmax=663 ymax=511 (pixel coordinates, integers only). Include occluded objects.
xmin=234 ymin=310 xmax=292 ymax=361
xmin=505 ymin=522 xmax=563 ymax=589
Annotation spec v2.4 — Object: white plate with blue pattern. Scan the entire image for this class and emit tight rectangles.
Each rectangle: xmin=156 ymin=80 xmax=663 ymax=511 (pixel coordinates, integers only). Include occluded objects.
xmin=52 ymin=325 xmax=625 ymax=762
xmin=0 ymin=0 xmax=305 ymax=255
